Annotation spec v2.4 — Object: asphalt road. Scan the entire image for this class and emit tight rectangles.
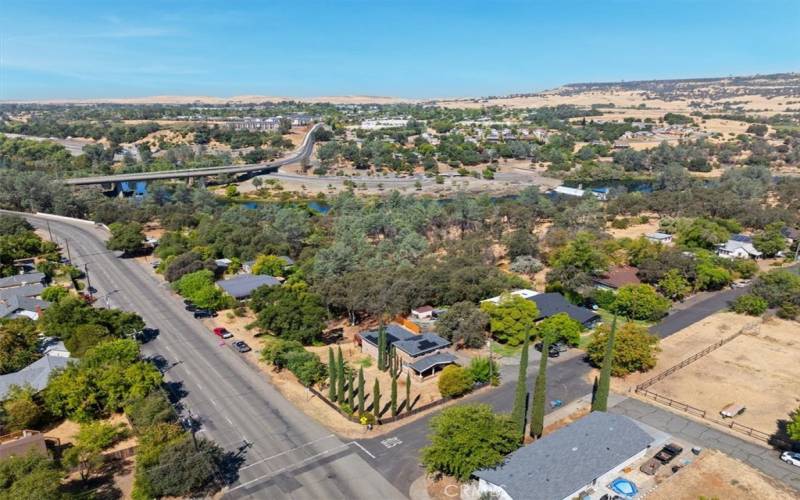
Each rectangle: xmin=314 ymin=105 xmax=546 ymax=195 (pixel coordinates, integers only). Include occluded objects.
xmin=650 ymin=286 xmax=749 ymax=338
xmin=15 ymin=212 xmax=404 ymax=500
xmin=61 ymin=124 xmax=323 ymax=186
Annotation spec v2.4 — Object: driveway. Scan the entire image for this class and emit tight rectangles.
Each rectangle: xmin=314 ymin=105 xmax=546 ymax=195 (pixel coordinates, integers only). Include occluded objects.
xmin=611 ymin=398 xmax=800 ymax=491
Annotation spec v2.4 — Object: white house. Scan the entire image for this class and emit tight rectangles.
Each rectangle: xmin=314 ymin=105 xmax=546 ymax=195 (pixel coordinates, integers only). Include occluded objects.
xmin=360 ymin=119 xmax=409 ymax=130
xmin=646 ymin=232 xmax=673 ymax=245
xmin=481 ymin=289 xmax=539 ymax=305
xmin=474 ymin=412 xmax=654 ymax=500
xmin=717 ymin=235 xmax=762 ymax=259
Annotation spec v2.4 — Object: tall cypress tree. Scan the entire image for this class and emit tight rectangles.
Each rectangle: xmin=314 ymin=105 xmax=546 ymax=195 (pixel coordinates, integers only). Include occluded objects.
xmin=358 ymin=367 xmax=365 ymax=414
xmin=529 ymin=335 xmax=551 ymax=439
xmin=348 ymin=370 xmax=356 ymax=409
xmin=328 ymin=347 xmax=337 ymax=402
xmin=377 ymin=325 xmax=387 ymax=371
xmin=405 ymin=372 xmax=411 ymax=412
xmin=373 ymin=379 xmax=381 ymax=417
xmin=511 ymin=333 xmax=530 ymax=439
xmin=336 ymin=346 xmax=345 ymax=403
xmin=390 ymin=375 xmax=398 ymax=417
xmin=592 ymin=316 xmax=617 ymax=412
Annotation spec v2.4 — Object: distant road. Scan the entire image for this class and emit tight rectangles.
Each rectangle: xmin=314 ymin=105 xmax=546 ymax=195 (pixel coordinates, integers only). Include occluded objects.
xmin=1 ymin=132 xmax=94 ymax=156
xmin=59 ymin=123 xmax=324 ymax=186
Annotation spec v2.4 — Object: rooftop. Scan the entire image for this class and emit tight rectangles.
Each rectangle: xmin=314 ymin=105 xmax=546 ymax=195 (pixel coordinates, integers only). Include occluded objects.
xmin=0 ymin=283 xmax=45 ymax=302
xmin=474 ymin=412 xmax=653 ymax=500
xmin=528 ymin=292 xmax=600 ymax=326
xmin=406 ymin=352 xmax=457 ymax=373
xmin=361 ymin=324 xmax=417 ymax=347
xmin=393 ymin=333 xmax=450 ymax=357
xmin=593 ymin=266 xmax=641 ymax=289
xmin=0 ymin=355 xmax=74 ymax=399
xmin=216 ymin=273 xmax=280 ymax=299
xmin=0 ymin=295 xmax=51 ymax=319
xmin=0 ymin=272 xmax=45 ymax=289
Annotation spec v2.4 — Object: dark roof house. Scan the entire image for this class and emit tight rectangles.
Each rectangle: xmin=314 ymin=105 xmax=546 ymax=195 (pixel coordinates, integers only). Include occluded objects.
xmin=216 ymin=274 xmax=281 ymax=299
xmin=0 ymin=355 xmax=74 ymax=399
xmin=474 ymin=412 xmax=653 ymax=500
xmin=592 ymin=266 xmax=641 ymax=290
xmin=527 ymin=293 xmax=600 ymax=327
xmin=0 ymin=272 xmax=45 ymax=289
xmin=0 ymin=283 xmax=45 ymax=302
xmin=0 ymin=296 xmax=51 ymax=320
xmin=360 ymin=324 xmax=417 ymax=347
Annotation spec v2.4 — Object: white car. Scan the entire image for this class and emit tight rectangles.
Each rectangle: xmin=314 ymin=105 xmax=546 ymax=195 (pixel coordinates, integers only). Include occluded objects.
xmin=781 ymin=451 xmax=800 ymax=467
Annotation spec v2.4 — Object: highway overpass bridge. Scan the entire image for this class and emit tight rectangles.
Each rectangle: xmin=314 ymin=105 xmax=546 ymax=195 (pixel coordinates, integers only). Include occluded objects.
xmin=61 ymin=123 xmax=324 ymax=191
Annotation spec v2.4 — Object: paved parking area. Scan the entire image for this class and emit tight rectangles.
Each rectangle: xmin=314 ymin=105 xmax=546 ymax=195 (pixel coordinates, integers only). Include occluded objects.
xmin=611 ymin=398 xmax=800 ymax=491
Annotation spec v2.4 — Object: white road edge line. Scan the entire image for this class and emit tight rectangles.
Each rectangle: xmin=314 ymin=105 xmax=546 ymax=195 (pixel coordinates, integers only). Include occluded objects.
xmin=348 ymin=441 xmax=376 ymax=459
xmin=240 ymin=434 xmax=337 ymax=470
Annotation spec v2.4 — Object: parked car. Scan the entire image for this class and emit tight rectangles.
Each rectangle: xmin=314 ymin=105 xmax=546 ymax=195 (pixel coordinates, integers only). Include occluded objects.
xmin=654 ymin=443 xmax=684 ymax=464
xmin=780 ymin=451 xmax=800 ymax=467
xmin=731 ymin=279 xmax=751 ymax=289
xmin=232 ymin=340 xmax=251 ymax=353
xmin=185 ymin=303 xmax=197 ymax=312
xmin=213 ymin=327 xmax=233 ymax=339
xmin=193 ymin=309 xmax=216 ymax=319
xmin=534 ymin=342 xmax=561 ymax=358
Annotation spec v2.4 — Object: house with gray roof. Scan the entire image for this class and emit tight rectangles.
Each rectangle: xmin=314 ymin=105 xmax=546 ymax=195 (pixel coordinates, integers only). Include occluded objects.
xmin=475 ymin=412 xmax=653 ymax=500
xmin=0 ymin=283 xmax=45 ymax=302
xmin=717 ymin=234 xmax=762 ymax=259
xmin=216 ymin=273 xmax=281 ymax=299
xmin=359 ymin=325 xmax=455 ymax=378
xmin=0 ymin=354 xmax=74 ymax=399
xmin=0 ymin=296 xmax=51 ymax=321
xmin=0 ymin=272 xmax=45 ymax=289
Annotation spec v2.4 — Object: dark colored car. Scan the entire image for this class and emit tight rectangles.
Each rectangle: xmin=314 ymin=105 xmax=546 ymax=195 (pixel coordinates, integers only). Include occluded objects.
xmin=193 ymin=309 xmax=216 ymax=319
xmin=185 ymin=303 xmax=197 ymax=312
xmin=655 ymin=443 xmax=684 ymax=464
xmin=534 ymin=342 xmax=562 ymax=358
xmin=232 ymin=340 xmax=251 ymax=353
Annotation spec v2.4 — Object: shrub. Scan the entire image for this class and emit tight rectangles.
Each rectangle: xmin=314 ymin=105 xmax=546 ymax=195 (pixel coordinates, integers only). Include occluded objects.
xmin=752 ymin=269 xmax=800 ymax=308
xmin=284 ymin=350 xmax=327 ymax=387
xmin=730 ymin=294 xmax=768 ymax=316
xmin=777 ymin=302 xmax=799 ymax=320
xmin=610 ymin=284 xmax=671 ymax=321
xmin=509 ymin=255 xmax=543 ymax=275
xmin=125 ymin=391 xmax=177 ymax=429
xmin=260 ymin=338 xmax=305 ymax=370
xmin=40 ymin=286 xmax=69 ymax=303
xmin=611 ymin=218 xmax=630 ymax=229
xmin=467 ymin=356 xmax=500 ymax=386
xmin=438 ymin=365 xmax=474 ymax=398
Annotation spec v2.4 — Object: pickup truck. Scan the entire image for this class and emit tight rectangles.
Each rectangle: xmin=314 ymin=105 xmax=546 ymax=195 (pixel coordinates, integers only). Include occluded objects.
xmin=655 ymin=443 xmax=684 ymax=464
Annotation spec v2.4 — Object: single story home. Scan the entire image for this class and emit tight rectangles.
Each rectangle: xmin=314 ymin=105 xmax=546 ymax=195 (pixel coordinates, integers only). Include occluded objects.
xmin=410 ymin=305 xmax=434 ymax=320
xmin=0 ymin=283 xmax=46 ymax=302
xmin=0 ymin=354 xmax=74 ymax=399
xmin=481 ymin=289 xmax=539 ymax=305
xmin=475 ymin=412 xmax=654 ymax=500
xmin=645 ymin=232 xmax=673 ymax=245
xmin=527 ymin=293 xmax=600 ymax=328
xmin=216 ymin=273 xmax=281 ymax=300
xmin=0 ymin=430 xmax=49 ymax=460
xmin=360 ymin=324 xmax=454 ymax=378
xmin=592 ymin=266 xmax=641 ymax=291
xmin=0 ymin=296 xmax=51 ymax=321
xmin=40 ymin=338 xmax=70 ymax=358
xmin=0 ymin=272 xmax=45 ymax=289
xmin=550 ymin=186 xmax=607 ymax=201
xmin=717 ymin=234 xmax=762 ymax=259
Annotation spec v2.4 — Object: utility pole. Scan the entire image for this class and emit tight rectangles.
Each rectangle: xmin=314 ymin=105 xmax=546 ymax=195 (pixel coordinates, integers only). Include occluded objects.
xmin=84 ymin=263 xmax=93 ymax=299
xmin=46 ymin=222 xmax=54 ymax=242
xmin=64 ymin=239 xmax=73 ymax=263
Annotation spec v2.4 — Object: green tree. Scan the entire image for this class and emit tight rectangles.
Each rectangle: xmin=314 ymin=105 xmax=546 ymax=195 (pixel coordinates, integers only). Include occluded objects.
xmin=405 ymin=372 xmax=411 ymax=412
xmin=467 ymin=356 xmax=500 ymax=386
xmin=592 ymin=318 xmax=617 ymax=412
xmin=172 ymin=270 xmax=230 ymax=310
xmin=328 ymin=347 xmax=337 ymax=401
xmin=373 ymin=379 xmax=381 ymax=417
xmin=253 ymin=282 xmax=326 ymax=344
xmin=587 ymin=321 xmax=660 ymax=377
xmin=438 ymin=365 xmax=474 ymax=399
xmin=125 ymin=391 xmax=176 ymax=429
xmin=511 ymin=334 xmax=530 ymax=438
xmin=677 ymin=218 xmax=729 ymax=250
xmin=358 ymin=367 xmax=365 ymax=414
xmin=65 ymin=421 xmax=127 ymax=481
xmin=611 ymin=284 xmax=671 ymax=321
xmin=260 ymin=338 xmax=304 ymax=370
xmin=550 ymin=231 xmax=609 ymax=274
xmin=106 ymin=221 xmax=145 ymax=254
xmin=336 ymin=347 xmax=345 ymax=401
xmin=657 ymin=269 xmax=691 ymax=300
xmin=141 ymin=438 xmax=223 ymax=498
xmin=0 ymin=318 xmax=40 ymax=375
xmin=730 ymin=294 xmax=768 ymax=316
xmin=695 ymin=262 xmax=733 ymax=291
xmin=752 ymin=222 xmax=787 ymax=257
xmin=284 ymin=350 xmax=327 ymax=387
xmin=480 ymin=294 xmax=539 ymax=346
xmin=788 ymin=407 xmax=800 ymax=441
xmin=529 ymin=335 xmax=550 ymax=438
xmin=390 ymin=375 xmax=398 ymax=417
xmin=0 ymin=451 xmax=65 ymax=499
xmin=2 ymin=385 xmax=46 ymax=432
xmin=377 ymin=325 xmax=387 ymax=371
xmin=251 ymin=254 xmax=286 ymax=277
xmin=421 ymin=404 xmax=520 ymax=481
xmin=435 ymin=301 xmax=489 ymax=349
xmin=534 ymin=312 xmax=583 ymax=346
xmin=752 ymin=269 xmax=800 ymax=308
xmin=348 ymin=370 xmax=356 ymax=409
xmin=40 ymin=285 xmax=69 ymax=303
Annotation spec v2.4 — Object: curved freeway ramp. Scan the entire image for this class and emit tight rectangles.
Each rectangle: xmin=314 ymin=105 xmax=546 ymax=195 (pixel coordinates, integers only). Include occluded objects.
xmin=62 ymin=123 xmax=324 ymax=186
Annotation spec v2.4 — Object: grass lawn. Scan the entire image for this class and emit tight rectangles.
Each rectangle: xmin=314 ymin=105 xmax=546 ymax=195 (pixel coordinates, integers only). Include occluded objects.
xmin=595 ymin=308 xmax=654 ymax=329
xmin=491 ymin=341 xmax=522 ymax=358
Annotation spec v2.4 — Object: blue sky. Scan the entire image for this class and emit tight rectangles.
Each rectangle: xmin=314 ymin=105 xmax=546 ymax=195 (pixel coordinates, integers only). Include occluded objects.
xmin=1 ymin=0 xmax=798 ymax=100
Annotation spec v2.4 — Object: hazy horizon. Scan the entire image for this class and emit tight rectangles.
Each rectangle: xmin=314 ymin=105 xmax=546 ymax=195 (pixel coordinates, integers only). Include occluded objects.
xmin=2 ymin=0 xmax=799 ymax=100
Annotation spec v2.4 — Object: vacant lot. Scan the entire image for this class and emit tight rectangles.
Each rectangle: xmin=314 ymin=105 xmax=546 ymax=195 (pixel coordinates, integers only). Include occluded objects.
xmin=649 ymin=450 xmax=797 ymax=500
xmin=649 ymin=316 xmax=800 ymax=433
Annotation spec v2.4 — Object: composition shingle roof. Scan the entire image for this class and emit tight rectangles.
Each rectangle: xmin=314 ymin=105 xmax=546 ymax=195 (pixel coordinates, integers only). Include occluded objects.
xmin=393 ymin=333 xmax=450 ymax=357
xmin=361 ymin=324 xmax=417 ymax=347
xmin=527 ymin=293 xmax=600 ymax=326
xmin=474 ymin=412 xmax=653 ymax=500
xmin=406 ymin=352 xmax=457 ymax=373
xmin=216 ymin=273 xmax=280 ymax=299
xmin=0 ymin=296 xmax=50 ymax=319
xmin=0 ymin=355 xmax=74 ymax=399
xmin=0 ymin=283 xmax=45 ymax=302
xmin=593 ymin=266 xmax=641 ymax=289
xmin=0 ymin=272 xmax=45 ymax=289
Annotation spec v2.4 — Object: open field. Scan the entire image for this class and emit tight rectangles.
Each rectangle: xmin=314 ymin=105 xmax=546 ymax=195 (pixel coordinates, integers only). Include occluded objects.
xmin=648 ymin=450 xmax=798 ymax=500
xmin=647 ymin=316 xmax=800 ymax=434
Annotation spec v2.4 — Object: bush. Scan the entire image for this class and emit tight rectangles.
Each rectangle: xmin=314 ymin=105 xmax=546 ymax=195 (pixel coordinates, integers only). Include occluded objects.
xmin=125 ymin=391 xmax=176 ymax=429
xmin=509 ymin=255 xmax=543 ymax=275
xmin=438 ymin=365 xmax=474 ymax=398
xmin=752 ymin=269 xmax=800 ymax=308
xmin=611 ymin=218 xmax=630 ymax=229
xmin=172 ymin=270 xmax=232 ymax=310
xmin=586 ymin=322 xmax=660 ymax=376
xmin=467 ymin=357 xmax=500 ymax=386
xmin=777 ymin=302 xmax=799 ymax=320
xmin=610 ymin=284 xmax=671 ymax=321
xmin=730 ymin=294 xmax=768 ymax=316
xmin=592 ymin=288 xmax=617 ymax=309
xmin=40 ymin=286 xmax=69 ymax=303
xmin=284 ymin=350 xmax=327 ymax=387
xmin=260 ymin=338 xmax=305 ymax=370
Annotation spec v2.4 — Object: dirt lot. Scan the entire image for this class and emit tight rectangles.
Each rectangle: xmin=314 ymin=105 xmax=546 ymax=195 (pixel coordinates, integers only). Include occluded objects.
xmin=647 ymin=316 xmax=800 ymax=434
xmin=606 ymin=215 xmax=661 ymax=240
xmin=648 ymin=450 xmax=798 ymax=500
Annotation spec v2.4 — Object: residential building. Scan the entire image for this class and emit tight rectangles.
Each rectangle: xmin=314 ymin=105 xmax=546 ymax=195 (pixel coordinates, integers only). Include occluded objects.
xmin=645 ymin=232 xmax=673 ymax=245
xmin=0 ymin=430 xmax=49 ymax=460
xmin=481 ymin=289 xmax=539 ymax=305
xmin=717 ymin=234 xmax=762 ymax=259
xmin=410 ymin=306 xmax=434 ymax=320
xmin=0 ymin=272 xmax=45 ymax=289
xmin=592 ymin=266 xmax=641 ymax=291
xmin=0 ymin=354 xmax=74 ymax=399
xmin=216 ymin=274 xmax=281 ymax=300
xmin=360 ymin=118 xmax=409 ymax=130
xmin=0 ymin=296 xmax=50 ymax=320
xmin=550 ymin=186 xmax=607 ymax=201
xmin=527 ymin=292 xmax=600 ymax=328
xmin=231 ymin=117 xmax=282 ymax=132
xmin=359 ymin=324 xmax=454 ymax=378
xmin=474 ymin=412 xmax=654 ymax=500
xmin=0 ymin=283 xmax=45 ymax=302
